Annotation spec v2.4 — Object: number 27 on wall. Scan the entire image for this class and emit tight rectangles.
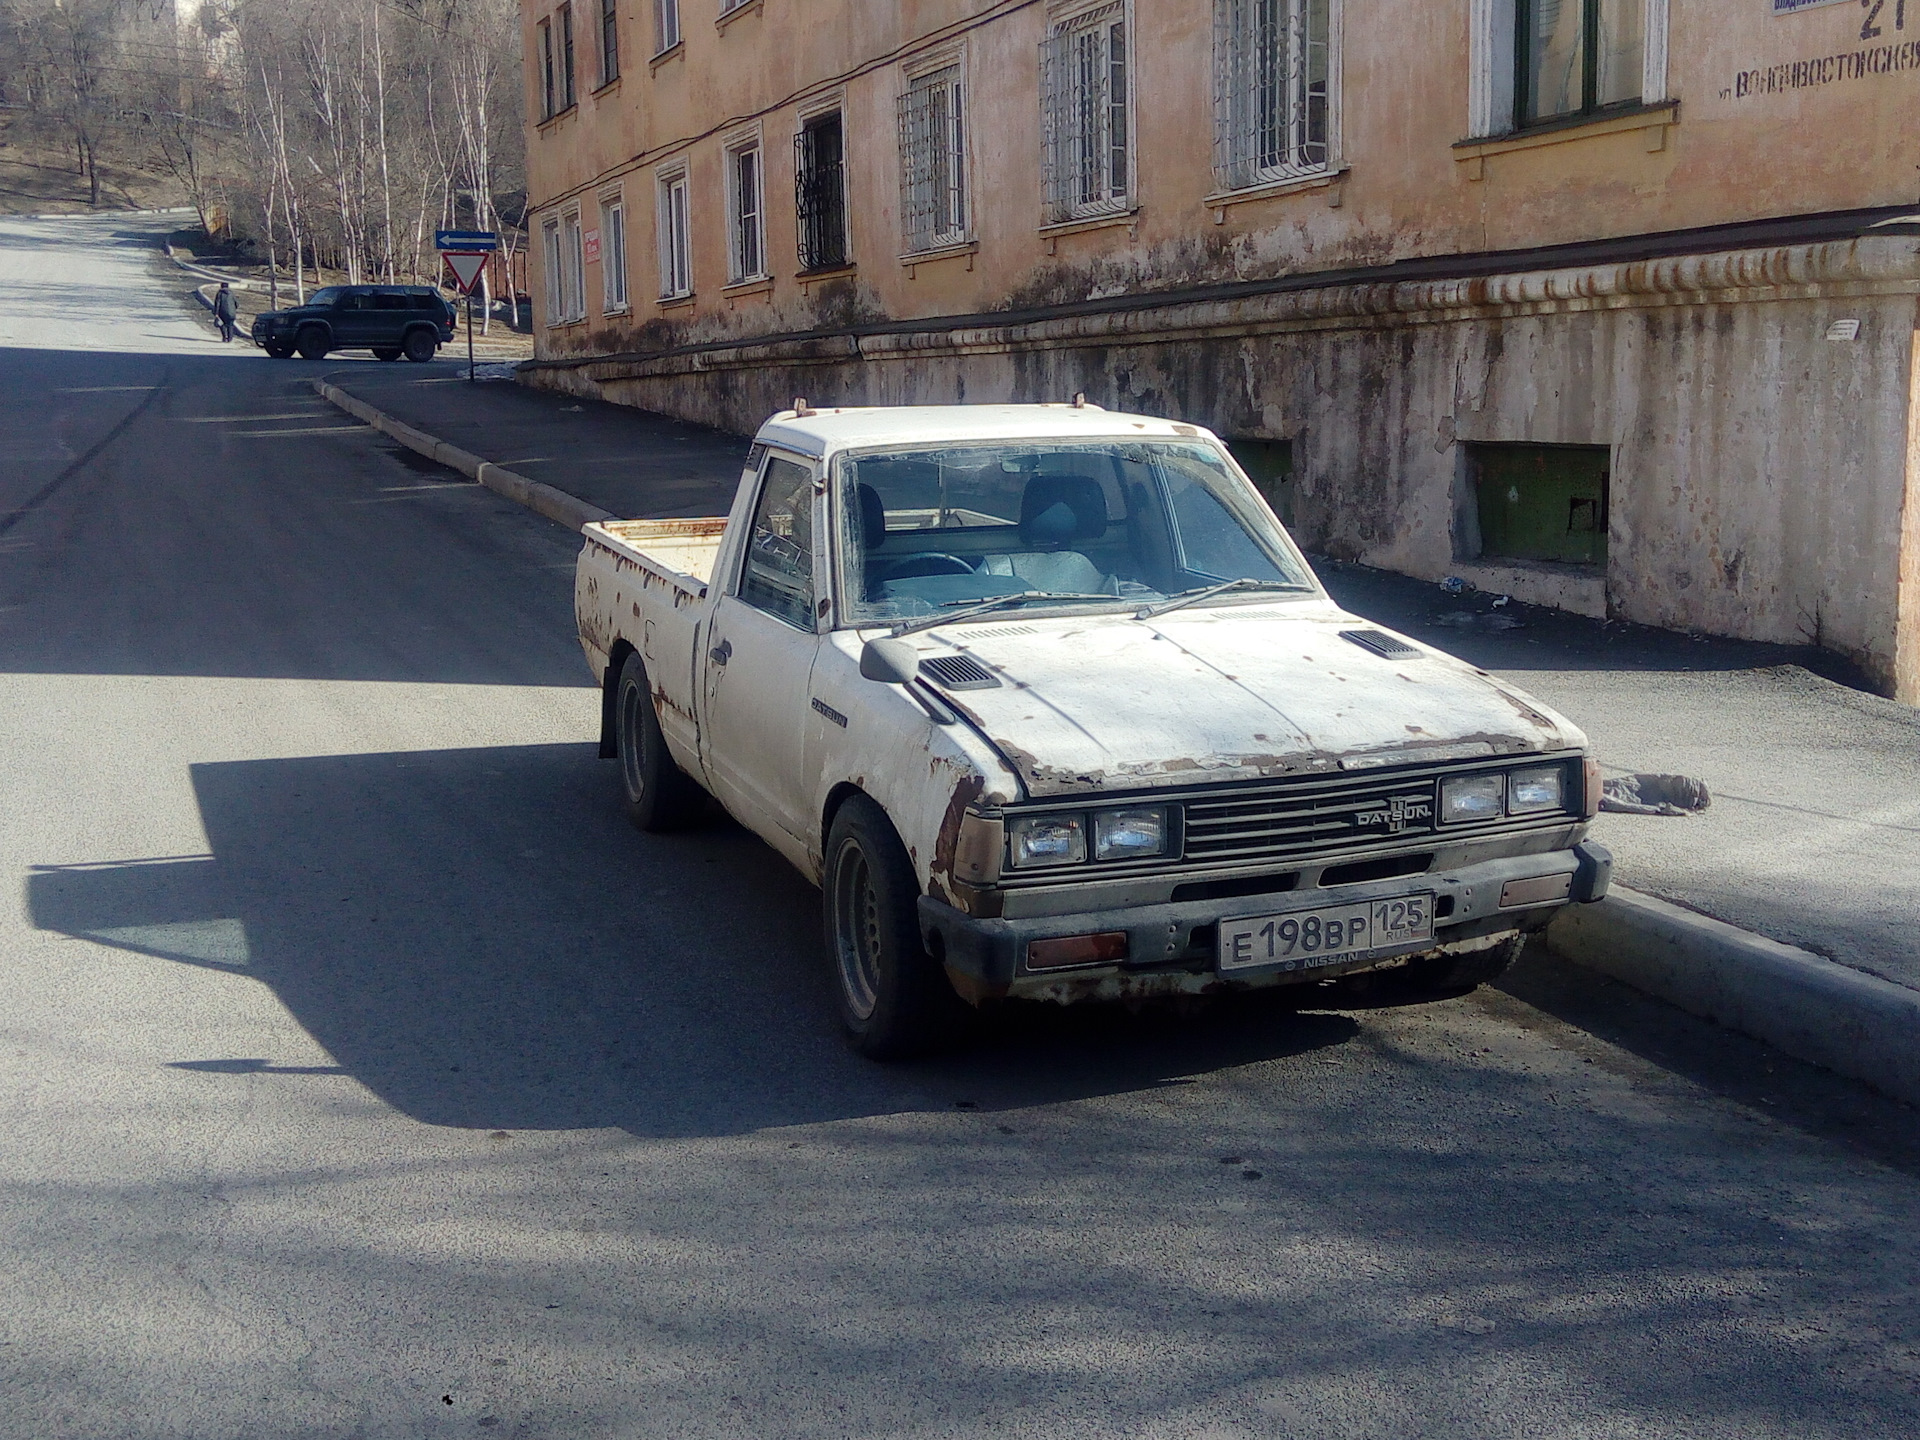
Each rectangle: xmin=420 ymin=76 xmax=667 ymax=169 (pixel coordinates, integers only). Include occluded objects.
xmin=1861 ymin=0 xmax=1908 ymax=41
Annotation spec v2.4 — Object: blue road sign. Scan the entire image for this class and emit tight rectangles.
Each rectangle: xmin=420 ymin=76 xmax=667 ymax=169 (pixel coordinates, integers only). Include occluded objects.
xmin=434 ymin=229 xmax=498 ymax=252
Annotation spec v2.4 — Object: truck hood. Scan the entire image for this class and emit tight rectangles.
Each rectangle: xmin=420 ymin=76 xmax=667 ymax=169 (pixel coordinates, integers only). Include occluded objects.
xmin=912 ymin=603 xmax=1585 ymax=799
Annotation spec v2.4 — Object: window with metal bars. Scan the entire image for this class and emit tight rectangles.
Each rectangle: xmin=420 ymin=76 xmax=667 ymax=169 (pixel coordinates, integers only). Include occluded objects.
xmin=1517 ymin=0 xmax=1642 ymax=125
xmin=1213 ymin=0 xmax=1332 ymax=191
xmin=656 ymin=167 xmax=692 ymax=299
xmin=653 ymin=0 xmax=681 ymax=54
xmin=898 ymin=64 xmax=967 ymax=254
xmin=794 ymin=112 xmax=848 ymax=272
xmin=726 ymin=141 xmax=765 ymax=283
xmin=1039 ymin=4 xmax=1130 ymax=223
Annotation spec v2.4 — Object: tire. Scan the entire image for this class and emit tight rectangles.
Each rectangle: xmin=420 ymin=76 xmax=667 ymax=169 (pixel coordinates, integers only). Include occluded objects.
xmin=264 ymin=343 xmax=293 ymax=360
xmin=614 ymin=651 xmax=706 ymax=832
xmin=373 ymin=347 xmax=402 ymax=362
xmin=824 ymin=795 xmax=968 ymax=1060
xmin=1390 ymin=933 xmax=1527 ymax=998
xmin=295 ymin=327 xmax=329 ymax=361
xmin=402 ymin=328 xmax=437 ymax=363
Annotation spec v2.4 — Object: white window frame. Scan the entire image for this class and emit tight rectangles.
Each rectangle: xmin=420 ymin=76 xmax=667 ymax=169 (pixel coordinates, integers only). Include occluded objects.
xmin=1040 ymin=1 xmax=1134 ymax=225
xmin=719 ymin=0 xmax=753 ymax=16
xmin=1212 ymin=0 xmax=1340 ymax=193
xmin=656 ymin=162 xmax=693 ymax=300
xmin=559 ymin=208 xmax=586 ymax=322
xmin=1468 ymin=0 xmax=1668 ymax=138
xmin=653 ymin=0 xmax=681 ymax=53
xmin=898 ymin=51 xmax=970 ymax=255
xmin=723 ymin=131 xmax=767 ymax=285
xmin=600 ymin=190 xmax=629 ymax=313
xmin=542 ymin=216 xmax=563 ymax=323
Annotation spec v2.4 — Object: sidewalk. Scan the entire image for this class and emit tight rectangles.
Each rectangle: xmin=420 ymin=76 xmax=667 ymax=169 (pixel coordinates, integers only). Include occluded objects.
xmin=316 ymin=369 xmax=1920 ymax=1094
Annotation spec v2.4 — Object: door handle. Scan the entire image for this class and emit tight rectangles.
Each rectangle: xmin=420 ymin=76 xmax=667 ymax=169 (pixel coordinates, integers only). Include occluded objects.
xmin=709 ymin=639 xmax=732 ymax=666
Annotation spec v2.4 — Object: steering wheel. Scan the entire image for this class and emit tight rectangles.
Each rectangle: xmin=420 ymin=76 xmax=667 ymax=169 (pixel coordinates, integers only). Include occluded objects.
xmin=873 ymin=553 xmax=977 ymax=582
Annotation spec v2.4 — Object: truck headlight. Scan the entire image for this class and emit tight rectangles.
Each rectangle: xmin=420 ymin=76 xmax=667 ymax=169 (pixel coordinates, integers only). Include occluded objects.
xmin=1440 ymin=773 xmax=1505 ymax=824
xmin=1093 ymin=807 xmax=1168 ymax=861
xmin=1007 ymin=814 xmax=1086 ymax=868
xmin=1507 ymin=764 xmax=1566 ymax=814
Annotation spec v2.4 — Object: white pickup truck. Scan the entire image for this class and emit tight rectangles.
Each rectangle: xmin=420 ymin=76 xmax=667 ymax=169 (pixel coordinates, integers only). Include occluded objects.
xmin=574 ymin=404 xmax=1610 ymax=1057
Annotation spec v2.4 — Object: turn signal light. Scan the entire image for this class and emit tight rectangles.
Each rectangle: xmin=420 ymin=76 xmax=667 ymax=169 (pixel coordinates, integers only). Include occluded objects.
xmin=1026 ymin=932 xmax=1129 ymax=970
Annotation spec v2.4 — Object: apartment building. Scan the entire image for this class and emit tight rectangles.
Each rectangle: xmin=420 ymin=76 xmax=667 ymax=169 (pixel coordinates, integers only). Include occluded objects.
xmin=518 ymin=1 xmax=1920 ymax=701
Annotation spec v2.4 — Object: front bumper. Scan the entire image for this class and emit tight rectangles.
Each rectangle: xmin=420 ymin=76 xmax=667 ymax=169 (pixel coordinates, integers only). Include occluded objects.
xmin=922 ymin=841 xmax=1611 ymax=1005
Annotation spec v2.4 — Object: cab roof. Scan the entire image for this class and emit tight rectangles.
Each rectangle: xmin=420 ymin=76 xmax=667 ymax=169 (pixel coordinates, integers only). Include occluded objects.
xmin=752 ymin=404 xmax=1219 ymax=460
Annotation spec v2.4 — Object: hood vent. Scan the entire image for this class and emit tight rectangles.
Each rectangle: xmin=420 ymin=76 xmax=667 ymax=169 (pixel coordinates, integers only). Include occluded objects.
xmin=1340 ymin=629 xmax=1420 ymax=660
xmin=919 ymin=654 xmax=1002 ymax=691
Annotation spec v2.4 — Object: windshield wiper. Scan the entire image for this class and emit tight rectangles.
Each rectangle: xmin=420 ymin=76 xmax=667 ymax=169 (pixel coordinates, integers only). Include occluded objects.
xmin=1133 ymin=577 xmax=1301 ymax=620
xmin=888 ymin=591 xmax=1116 ymax=637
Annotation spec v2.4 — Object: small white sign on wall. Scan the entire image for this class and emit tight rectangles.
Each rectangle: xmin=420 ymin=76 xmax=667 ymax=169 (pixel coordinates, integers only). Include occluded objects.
xmin=1771 ymin=0 xmax=1852 ymax=12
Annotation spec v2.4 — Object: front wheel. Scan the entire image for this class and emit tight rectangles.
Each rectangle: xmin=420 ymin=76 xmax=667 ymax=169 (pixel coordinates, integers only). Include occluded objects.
xmin=824 ymin=795 xmax=967 ymax=1060
xmin=295 ymin=328 xmax=329 ymax=361
xmin=615 ymin=651 xmax=707 ymax=832
xmin=1391 ymin=933 xmax=1527 ymax=998
xmin=264 ymin=343 xmax=293 ymax=360
xmin=402 ymin=328 xmax=437 ymax=363
xmin=373 ymin=347 xmax=402 ymax=362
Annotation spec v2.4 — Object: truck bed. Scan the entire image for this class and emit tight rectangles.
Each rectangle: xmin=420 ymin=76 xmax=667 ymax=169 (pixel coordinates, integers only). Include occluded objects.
xmin=584 ymin=518 xmax=728 ymax=593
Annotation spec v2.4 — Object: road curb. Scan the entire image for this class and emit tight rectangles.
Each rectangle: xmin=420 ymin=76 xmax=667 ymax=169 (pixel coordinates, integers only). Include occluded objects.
xmin=311 ymin=379 xmax=614 ymax=533
xmin=1548 ymin=887 xmax=1920 ymax=1106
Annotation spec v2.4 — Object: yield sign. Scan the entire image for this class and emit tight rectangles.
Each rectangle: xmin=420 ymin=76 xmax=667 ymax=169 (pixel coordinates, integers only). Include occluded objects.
xmin=443 ymin=251 xmax=489 ymax=294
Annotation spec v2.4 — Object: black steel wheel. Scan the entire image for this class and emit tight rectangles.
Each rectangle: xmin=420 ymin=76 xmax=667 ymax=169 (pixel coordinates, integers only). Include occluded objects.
xmin=402 ymin=327 xmax=437 ymax=363
xmin=295 ymin=327 xmax=329 ymax=361
xmin=823 ymin=795 xmax=967 ymax=1060
xmin=264 ymin=343 xmax=293 ymax=360
xmin=373 ymin=347 xmax=402 ymax=362
xmin=615 ymin=651 xmax=706 ymax=832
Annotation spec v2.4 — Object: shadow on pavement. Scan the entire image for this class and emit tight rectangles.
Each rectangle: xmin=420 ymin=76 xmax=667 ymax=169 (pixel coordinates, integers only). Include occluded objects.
xmin=26 ymin=740 xmax=1356 ymax=1136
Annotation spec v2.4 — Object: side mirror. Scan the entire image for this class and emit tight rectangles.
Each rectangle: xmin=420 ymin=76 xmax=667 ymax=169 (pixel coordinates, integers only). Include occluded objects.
xmin=860 ymin=636 xmax=919 ymax=685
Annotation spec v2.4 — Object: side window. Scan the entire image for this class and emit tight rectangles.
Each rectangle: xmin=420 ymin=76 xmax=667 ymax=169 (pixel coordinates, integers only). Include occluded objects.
xmin=738 ymin=456 xmax=816 ymax=629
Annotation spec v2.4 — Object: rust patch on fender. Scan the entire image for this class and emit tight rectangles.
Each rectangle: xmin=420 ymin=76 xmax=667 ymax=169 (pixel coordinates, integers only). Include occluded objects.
xmin=931 ymin=773 xmax=986 ymax=883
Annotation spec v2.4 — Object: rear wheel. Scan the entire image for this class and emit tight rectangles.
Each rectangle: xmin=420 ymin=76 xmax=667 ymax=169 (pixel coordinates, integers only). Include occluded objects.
xmin=372 ymin=347 xmax=402 ymax=362
xmin=824 ymin=795 xmax=967 ymax=1060
xmin=615 ymin=651 xmax=706 ymax=832
xmin=1390 ymin=933 xmax=1527 ymax=998
xmin=295 ymin=327 xmax=329 ymax=361
xmin=402 ymin=328 xmax=437 ymax=363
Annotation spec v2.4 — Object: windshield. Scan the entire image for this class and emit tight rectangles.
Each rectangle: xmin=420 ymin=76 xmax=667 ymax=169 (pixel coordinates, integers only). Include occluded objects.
xmin=308 ymin=287 xmax=346 ymax=307
xmin=835 ymin=439 xmax=1313 ymax=625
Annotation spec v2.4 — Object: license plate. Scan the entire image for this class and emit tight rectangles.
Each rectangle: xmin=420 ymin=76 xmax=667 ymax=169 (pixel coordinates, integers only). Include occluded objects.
xmin=1219 ymin=893 xmax=1434 ymax=974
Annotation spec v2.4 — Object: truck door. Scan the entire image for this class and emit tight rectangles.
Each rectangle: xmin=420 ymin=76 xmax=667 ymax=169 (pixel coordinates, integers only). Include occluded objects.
xmin=698 ymin=451 xmax=823 ymax=847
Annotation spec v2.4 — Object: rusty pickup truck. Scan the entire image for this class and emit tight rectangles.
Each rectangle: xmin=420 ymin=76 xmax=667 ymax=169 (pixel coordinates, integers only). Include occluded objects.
xmin=575 ymin=403 xmax=1610 ymax=1057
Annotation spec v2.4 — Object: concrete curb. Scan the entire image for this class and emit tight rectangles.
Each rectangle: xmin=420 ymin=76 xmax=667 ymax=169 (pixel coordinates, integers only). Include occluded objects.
xmin=311 ymin=379 xmax=614 ymax=533
xmin=1549 ymin=887 xmax=1920 ymax=1106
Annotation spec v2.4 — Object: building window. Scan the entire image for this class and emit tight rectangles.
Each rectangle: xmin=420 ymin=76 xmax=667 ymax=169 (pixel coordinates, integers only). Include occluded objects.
xmin=538 ymin=19 xmax=556 ymax=118
xmin=553 ymin=210 xmax=584 ymax=322
xmin=601 ymin=195 xmax=628 ymax=311
xmin=1466 ymin=444 xmax=1609 ymax=567
xmin=654 ymin=0 xmax=681 ymax=53
xmin=719 ymin=0 xmax=753 ymax=15
xmin=898 ymin=63 xmax=968 ymax=254
xmin=725 ymin=138 xmax=765 ymax=283
xmin=1213 ymin=0 xmax=1333 ymax=191
xmin=795 ymin=111 xmax=849 ymax=272
xmin=1517 ymin=0 xmax=1641 ymax=125
xmin=657 ymin=166 xmax=692 ymax=298
xmin=542 ymin=217 xmax=562 ymax=320
xmin=599 ymin=0 xmax=619 ymax=85
xmin=1040 ymin=3 xmax=1131 ymax=223
xmin=558 ymin=3 xmax=577 ymax=110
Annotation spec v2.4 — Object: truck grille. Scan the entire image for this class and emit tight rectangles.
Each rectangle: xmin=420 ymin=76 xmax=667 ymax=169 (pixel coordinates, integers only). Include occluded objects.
xmin=1182 ymin=769 xmax=1451 ymax=866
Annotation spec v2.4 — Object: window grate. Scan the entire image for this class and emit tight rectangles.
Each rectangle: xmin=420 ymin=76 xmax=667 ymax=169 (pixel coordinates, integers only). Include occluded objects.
xmin=794 ymin=114 xmax=848 ymax=272
xmin=1213 ymin=0 xmax=1330 ymax=191
xmin=1040 ymin=4 xmax=1130 ymax=224
xmin=897 ymin=66 xmax=968 ymax=254
xmin=1340 ymin=629 xmax=1420 ymax=659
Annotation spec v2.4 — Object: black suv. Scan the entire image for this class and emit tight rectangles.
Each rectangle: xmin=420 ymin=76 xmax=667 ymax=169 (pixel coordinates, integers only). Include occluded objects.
xmin=252 ymin=285 xmax=456 ymax=362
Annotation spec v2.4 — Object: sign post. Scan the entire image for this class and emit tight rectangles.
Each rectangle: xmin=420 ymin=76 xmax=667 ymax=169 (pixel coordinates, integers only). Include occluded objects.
xmin=435 ymin=231 xmax=498 ymax=384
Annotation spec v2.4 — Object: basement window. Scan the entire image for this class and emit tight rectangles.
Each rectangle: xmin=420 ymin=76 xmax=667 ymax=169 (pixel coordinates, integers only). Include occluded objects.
xmin=1466 ymin=443 xmax=1608 ymax=566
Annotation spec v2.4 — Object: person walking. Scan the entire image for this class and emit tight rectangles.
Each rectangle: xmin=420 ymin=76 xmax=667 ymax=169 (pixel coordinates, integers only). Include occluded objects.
xmin=213 ymin=282 xmax=238 ymax=343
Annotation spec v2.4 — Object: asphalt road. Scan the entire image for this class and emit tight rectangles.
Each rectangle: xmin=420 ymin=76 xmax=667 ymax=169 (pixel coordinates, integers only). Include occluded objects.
xmin=4 ymin=212 xmax=1920 ymax=1439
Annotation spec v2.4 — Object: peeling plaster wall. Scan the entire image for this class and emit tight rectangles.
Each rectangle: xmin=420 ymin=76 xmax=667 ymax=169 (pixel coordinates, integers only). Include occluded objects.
xmin=527 ymin=239 xmax=1920 ymax=698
